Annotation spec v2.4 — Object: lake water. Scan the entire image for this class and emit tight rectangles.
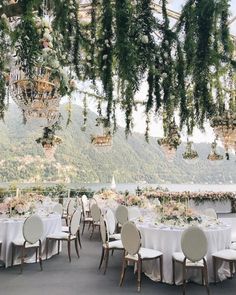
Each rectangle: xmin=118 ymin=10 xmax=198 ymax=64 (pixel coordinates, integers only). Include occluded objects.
xmin=0 ymin=182 xmax=236 ymax=193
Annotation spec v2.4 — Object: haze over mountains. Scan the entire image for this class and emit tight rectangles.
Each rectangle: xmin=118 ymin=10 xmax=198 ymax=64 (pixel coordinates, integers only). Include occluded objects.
xmin=0 ymin=104 xmax=235 ymax=185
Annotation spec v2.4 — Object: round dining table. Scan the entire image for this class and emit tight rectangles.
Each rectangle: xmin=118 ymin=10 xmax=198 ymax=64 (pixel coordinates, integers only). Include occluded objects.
xmin=0 ymin=213 xmax=62 ymax=268
xmin=137 ymin=222 xmax=231 ymax=285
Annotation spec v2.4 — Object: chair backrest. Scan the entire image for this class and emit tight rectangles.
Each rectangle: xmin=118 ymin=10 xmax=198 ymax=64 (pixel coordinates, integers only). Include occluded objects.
xmin=128 ymin=207 xmax=142 ymax=220
xmin=181 ymin=226 xmax=208 ymax=262
xmin=121 ymin=221 xmax=141 ymax=256
xmin=81 ymin=194 xmax=88 ymax=206
xmin=204 ymin=208 xmax=217 ymax=219
xmin=23 ymin=215 xmax=44 ymax=244
xmin=105 ymin=208 xmax=116 ymax=235
xmin=70 ymin=210 xmax=81 ymax=235
xmin=100 ymin=216 xmax=109 ymax=244
xmin=67 ymin=199 xmax=75 ymax=216
xmin=53 ymin=203 xmax=63 ymax=216
xmin=116 ymin=205 xmax=128 ymax=226
xmin=76 ymin=196 xmax=82 ymax=207
xmin=90 ymin=203 xmax=101 ymax=222
xmin=89 ymin=197 xmax=97 ymax=209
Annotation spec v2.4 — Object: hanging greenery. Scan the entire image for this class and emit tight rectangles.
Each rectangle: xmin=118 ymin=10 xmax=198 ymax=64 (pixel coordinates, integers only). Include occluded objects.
xmin=0 ymin=0 xmax=235 ymax=146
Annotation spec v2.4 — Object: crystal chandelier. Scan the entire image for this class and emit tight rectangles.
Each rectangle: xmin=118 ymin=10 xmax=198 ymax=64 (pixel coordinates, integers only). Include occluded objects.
xmin=10 ymin=66 xmax=60 ymax=126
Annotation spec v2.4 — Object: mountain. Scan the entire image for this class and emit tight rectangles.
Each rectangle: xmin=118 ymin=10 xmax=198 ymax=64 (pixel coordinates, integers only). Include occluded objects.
xmin=0 ymin=104 xmax=235 ymax=184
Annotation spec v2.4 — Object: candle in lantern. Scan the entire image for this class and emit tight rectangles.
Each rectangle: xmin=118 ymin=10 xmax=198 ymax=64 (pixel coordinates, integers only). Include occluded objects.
xmin=16 ymin=188 xmax=19 ymax=198
xmin=67 ymin=189 xmax=70 ymax=199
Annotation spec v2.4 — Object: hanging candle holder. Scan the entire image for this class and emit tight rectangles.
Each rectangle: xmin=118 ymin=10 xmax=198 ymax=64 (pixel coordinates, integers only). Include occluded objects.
xmin=182 ymin=140 xmax=199 ymax=163
xmin=207 ymin=139 xmax=224 ymax=161
xmin=211 ymin=111 xmax=236 ymax=160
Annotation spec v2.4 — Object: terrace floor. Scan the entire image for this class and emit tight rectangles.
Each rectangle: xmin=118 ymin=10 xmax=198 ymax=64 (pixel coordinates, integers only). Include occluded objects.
xmin=0 ymin=218 xmax=236 ymax=295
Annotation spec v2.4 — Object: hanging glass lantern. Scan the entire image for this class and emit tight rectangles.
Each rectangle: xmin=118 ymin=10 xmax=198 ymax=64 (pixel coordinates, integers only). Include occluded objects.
xmin=210 ymin=111 xmax=236 ymax=160
xmin=158 ymin=120 xmax=181 ymax=161
xmin=207 ymin=139 xmax=224 ymax=161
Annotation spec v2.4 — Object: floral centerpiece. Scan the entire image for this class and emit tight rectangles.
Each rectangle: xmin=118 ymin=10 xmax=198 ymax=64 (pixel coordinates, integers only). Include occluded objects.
xmin=3 ymin=192 xmax=44 ymax=216
xmin=158 ymin=200 xmax=202 ymax=226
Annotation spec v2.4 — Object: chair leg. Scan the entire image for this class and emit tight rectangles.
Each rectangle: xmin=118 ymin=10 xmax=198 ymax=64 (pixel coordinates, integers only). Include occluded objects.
xmin=57 ymin=240 xmax=60 ymax=255
xmin=119 ymin=257 xmax=127 ymax=287
xmin=82 ymin=220 xmax=86 ymax=235
xmin=67 ymin=240 xmax=71 ymax=262
xmin=103 ymin=249 xmax=109 ymax=275
xmin=20 ymin=246 xmax=25 ymax=274
xmin=203 ymin=259 xmax=210 ymax=295
xmin=213 ymin=256 xmax=217 ymax=284
xmin=230 ymin=261 xmax=233 ymax=278
xmin=75 ymin=238 xmax=80 ymax=259
xmin=36 ymin=248 xmax=38 ymax=263
xmin=39 ymin=241 xmax=43 ymax=271
xmin=160 ymin=255 xmax=163 ymax=283
xmin=88 ymin=221 xmax=92 ymax=230
xmin=78 ymin=229 xmax=82 ymax=249
xmin=201 ymin=267 xmax=204 ymax=285
xmin=98 ymin=247 xmax=105 ymax=270
xmin=137 ymin=260 xmax=142 ymax=292
xmin=182 ymin=263 xmax=186 ymax=295
xmin=90 ymin=223 xmax=95 ymax=240
xmin=46 ymin=238 xmax=49 ymax=259
xmin=172 ymin=258 xmax=175 ymax=285
xmin=11 ymin=244 xmax=15 ymax=267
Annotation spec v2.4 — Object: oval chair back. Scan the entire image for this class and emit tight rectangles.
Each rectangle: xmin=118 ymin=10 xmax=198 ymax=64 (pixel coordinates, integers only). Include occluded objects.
xmin=121 ymin=221 xmax=141 ymax=256
xmin=89 ymin=197 xmax=97 ymax=209
xmin=128 ymin=207 xmax=141 ymax=220
xmin=70 ymin=210 xmax=81 ymax=236
xmin=204 ymin=208 xmax=217 ymax=219
xmin=100 ymin=216 xmax=109 ymax=244
xmin=181 ymin=226 xmax=208 ymax=262
xmin=105 ymin=208 xmax=116 ymax=235
xmin=81 ymin=194 xmax=88 ymax=208
xmin=116 ymin=205 xmax=128 ymax=226
xmin=53 ymin=203 xmax=63 ymax=216
xmin=23 ymin=215 xmax=44 ymax=244
xmin=67 ymin=199 xmax=75 ymax=216
xmin=90 ymin=204 xmax=101 ymax=223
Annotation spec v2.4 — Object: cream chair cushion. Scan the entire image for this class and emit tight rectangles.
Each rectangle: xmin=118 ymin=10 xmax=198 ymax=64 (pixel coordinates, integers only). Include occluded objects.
xmin=126 ymin=247 xmax=162 ymax=261
xmin=173 ymin=252 xmax=204 ymax=266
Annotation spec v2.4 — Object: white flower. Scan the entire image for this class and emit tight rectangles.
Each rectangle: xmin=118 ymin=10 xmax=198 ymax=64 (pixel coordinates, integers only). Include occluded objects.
xmin=141 ymin=35 xmax=149 ymax=44
xmin=103 ymin=54 xmax=108 ymax=60
xmin=87 ymin=55 xmax=92 ymax=61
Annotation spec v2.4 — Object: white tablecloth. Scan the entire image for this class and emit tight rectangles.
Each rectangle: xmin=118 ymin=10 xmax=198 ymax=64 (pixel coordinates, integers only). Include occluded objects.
xmin=0 ymin=213 xmax=62 ymax=267
xmin=138 ymin=223 xmax=231 ymax=284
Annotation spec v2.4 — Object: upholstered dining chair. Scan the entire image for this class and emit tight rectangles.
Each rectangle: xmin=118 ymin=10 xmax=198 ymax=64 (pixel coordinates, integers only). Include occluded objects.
xmin=212 ymin=247 xmax=236 ymax=283
xmin=62 ymin=199 xmax=75 ymax=226
xmin=53 ymin=203 xmax=63 ymax=216
xmin=90 ymin=203 xmax=101 ymax=239
xmin=81 ymin=194 xmax=90 ymax=218
xmin=98 ymin=216 xmax=124 ymax=274
xmin=46 ymin=210 xmax=80 ymax=262
xmin=120 ymin=221 xmax=163 ymax=292
xmin=81 ymin=199 xmax=93 ymax=235
xmin=11 ymin=214 xmax=44 ymax=273
xmin=172 ymin=226 xmax=210 ymax=295
xmin=115 ymin=205 xmax=128 ymax=231
xmin=62 ymin=206 xmax=82 ymax=248
xmin=105 ymin=208 xmax=121 ymax=240
xmin=204 ymin=208 xmax=217 ymax=219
